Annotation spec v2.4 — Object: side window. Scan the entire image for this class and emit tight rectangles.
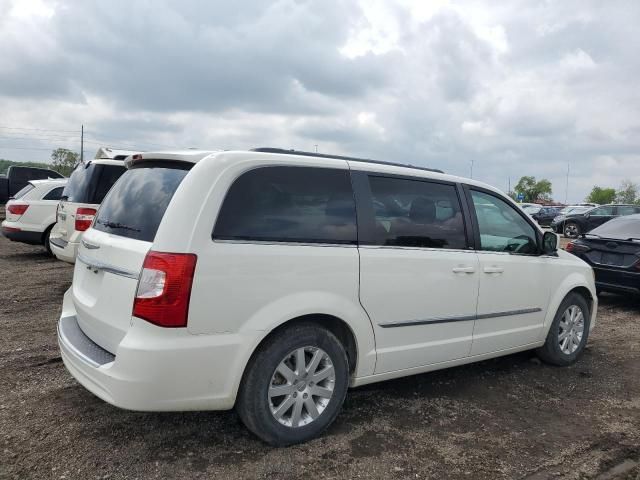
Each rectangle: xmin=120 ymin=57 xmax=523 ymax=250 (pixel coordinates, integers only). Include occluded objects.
xmin=366 ymin=176 xmax=467 ymax=249
xmin=43 ymin=186 xmax=64 ymax=201
xmin=213 ymin=166 xmax=356 ymax=244
xmin=470 ymin=190 xmax=538 ymax=254
xmin=591 ymin=206 xmax=614 ymax=216
xmin=616 ymin=206 xmax=636 ymax=216
xmin=91 ymin=165 xmax=126 ymax=204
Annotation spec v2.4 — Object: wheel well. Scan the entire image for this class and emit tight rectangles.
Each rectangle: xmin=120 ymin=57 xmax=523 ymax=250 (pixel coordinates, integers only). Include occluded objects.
xmin=569 ymin=286 xmax=593 ymax=314
xmin=254 ymin=314 xmax=358 ymax=374
xmin=41 ymin=223 xmax=55 ymax=244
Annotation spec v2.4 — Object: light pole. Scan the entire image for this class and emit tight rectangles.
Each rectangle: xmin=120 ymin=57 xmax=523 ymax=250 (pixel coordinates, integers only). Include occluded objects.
xmin=565 ymin=161 xmax=570 ymax=204
xmin=470 ymin=159 xmax=474 ymax=179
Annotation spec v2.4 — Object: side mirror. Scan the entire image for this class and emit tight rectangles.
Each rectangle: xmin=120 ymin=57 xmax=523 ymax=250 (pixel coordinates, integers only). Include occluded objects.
xmin=584 ymin=213 xmax=590 ymax=218
xmin=542 ymin=231 xmax=558 ymax=254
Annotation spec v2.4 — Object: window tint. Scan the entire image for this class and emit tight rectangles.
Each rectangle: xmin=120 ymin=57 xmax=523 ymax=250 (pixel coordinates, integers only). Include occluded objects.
xmin=92 ymin=165 xmax=126 ymax=203
xmin=62 ymin=164 xmax=95 ymax=203
xmin=591 ymin=206 xmax=614 ymax=216
xmin=94 ymin=166 xmax=190 ymax=242
xmin=62 ymin=163 xmax=126 ymax=203
xmin=42 ymin=186 xmax=64 ymax=201
xmin=471 ymin=190 xmax=538 ymax=254
xmin=12 ymin=184 xmax=35 ymax=199
xmin=616 ymin=205 xmax=638 ymax=216
xmin=366 ymin=176 xmax=466 ymax=249
xmin=213 ymin=166 xmax=356 ymax=244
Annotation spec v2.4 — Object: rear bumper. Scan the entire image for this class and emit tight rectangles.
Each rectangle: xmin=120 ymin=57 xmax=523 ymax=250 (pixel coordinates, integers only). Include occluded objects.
xmin=50 ymin=236 xmax=78 ymax=263
xmin=1 ymin=221 xmax=42 ymax=245
xmin=58 ymin=288 xmax=261 ymax=411
xmin=594 ymin=266 xmax=640 ymax=294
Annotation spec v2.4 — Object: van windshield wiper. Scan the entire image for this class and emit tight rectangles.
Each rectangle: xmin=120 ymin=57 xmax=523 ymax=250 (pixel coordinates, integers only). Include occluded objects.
xmin=97 ymin=219 xmax=141 ymax=232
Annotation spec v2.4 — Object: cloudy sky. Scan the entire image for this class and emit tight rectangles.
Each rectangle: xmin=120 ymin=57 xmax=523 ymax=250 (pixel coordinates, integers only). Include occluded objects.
xmin=1 ymin=0 xmax=638 ymax=202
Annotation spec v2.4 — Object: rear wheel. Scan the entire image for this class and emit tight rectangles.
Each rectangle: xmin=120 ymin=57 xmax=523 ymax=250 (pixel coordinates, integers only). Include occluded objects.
xmin=536 ymin=292 xmax=590 ymax=366
xmin=236 ymin=323 xmax=349 ymax=446
xmin=43 ymin=225 xmax=54 ymax=256
xmin=563 ymin=222 xmax=580 ymax=238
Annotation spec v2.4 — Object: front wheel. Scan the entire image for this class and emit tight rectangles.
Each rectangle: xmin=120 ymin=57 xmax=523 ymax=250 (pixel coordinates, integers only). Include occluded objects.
xmin=564 ymin=222 xmax=580 ymax=238
xmin=236 ymin=323 xmax=349 ymax=446
xmin=536 ymin=292 xmax=591 ymax=366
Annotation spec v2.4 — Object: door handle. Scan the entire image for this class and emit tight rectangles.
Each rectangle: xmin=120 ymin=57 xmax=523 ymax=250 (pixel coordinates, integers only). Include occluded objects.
xmin=483 ymin=266 xmax=504 ymax=274
xmin=452 ymin=266 xmax=476 ymax=274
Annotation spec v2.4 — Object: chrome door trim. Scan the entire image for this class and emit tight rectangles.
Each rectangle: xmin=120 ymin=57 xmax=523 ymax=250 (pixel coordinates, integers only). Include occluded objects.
xmin=77 ymin=253 xmax=139 ymax=279
xmin=378 ymin=308 xmax=542 ymax=328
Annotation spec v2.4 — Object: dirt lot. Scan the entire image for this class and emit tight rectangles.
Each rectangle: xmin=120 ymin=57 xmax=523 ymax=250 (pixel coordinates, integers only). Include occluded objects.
xmin=1 ymin=214 xmax=639 ymax=480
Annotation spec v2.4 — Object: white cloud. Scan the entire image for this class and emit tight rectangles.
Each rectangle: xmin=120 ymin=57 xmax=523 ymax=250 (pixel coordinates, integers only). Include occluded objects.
xmin=0 ymin=0 xmax=639 ymax=203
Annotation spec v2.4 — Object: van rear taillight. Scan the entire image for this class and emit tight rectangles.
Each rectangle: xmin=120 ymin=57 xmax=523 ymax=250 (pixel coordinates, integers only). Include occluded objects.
xmin=7 ymin=203 xmax=29 ymax=216
xmin=75 ymin=208 xmax=96 ymax=231
xmin=133 ymin=251 xmax=197 ymax=328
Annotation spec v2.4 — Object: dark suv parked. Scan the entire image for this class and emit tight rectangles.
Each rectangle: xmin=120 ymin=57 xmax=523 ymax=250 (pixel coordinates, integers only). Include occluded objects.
xmin=552 ymin=204 xmax=640 ymax=238
xmin=530 ymin=206 xmax=561 ymax=227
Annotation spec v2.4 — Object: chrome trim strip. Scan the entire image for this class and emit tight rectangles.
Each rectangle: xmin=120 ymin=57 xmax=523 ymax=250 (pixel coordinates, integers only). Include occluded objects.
xmin=81 ymin=239 xmax=100 ymax=249
xmin=77 ymin=252 xmax=139 ymax=279
xmin=378 ymin=308 xmax=542 ymax=328
xmin=213 ymin=239 xmax=357 ymax=248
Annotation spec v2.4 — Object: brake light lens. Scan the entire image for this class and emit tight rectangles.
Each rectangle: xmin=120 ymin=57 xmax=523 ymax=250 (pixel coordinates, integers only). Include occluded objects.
xmin=7 ymin=203 xmax=29 ymax=216
xmin=133 ymin=251 xmax=197 ymax=328
xmin=75 ymin=207 xmax=96 ymax=231
xmin=566 ymin=242 xmax=590 ymax=254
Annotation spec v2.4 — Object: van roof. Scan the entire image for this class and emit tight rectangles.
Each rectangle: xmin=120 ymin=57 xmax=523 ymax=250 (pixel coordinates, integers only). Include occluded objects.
xmin=125 ymin=148 xmax=503 ymax=197
xmin=95 ymin=147 xmax=140 ymax=160
xmin=29 ymin=178 xmax=68 ymax=186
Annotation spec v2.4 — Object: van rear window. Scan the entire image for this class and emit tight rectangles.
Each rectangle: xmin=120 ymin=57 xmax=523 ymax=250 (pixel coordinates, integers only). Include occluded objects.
xmin=93 ymin=165 xmax=190 ymax=242
xmin=62 ymin=163 xmax=126 ymax=204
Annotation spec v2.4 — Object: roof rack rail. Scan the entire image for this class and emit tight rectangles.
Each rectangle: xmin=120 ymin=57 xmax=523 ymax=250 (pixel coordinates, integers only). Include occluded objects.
xmin=251 ymin=147 xmax=444 ymax=174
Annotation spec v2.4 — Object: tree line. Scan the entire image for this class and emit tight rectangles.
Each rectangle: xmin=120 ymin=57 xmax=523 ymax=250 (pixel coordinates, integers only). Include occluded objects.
xmin=509 ymin=175 xmax=640 ymax=205
xmin=0 ymin=148 xmax=79 ymax=177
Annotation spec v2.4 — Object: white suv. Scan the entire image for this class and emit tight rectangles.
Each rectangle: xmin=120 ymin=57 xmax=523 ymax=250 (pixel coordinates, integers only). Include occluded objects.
xmin=49 ymin=156 xmax=130 ymax=263
xmin=1 ymin=178 xmax=67 ymax=253
xmin=58 ymin=149 xmax=597 ymax=446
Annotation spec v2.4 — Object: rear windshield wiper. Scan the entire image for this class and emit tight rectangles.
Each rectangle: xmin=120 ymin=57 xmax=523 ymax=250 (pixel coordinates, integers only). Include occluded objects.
xmin=97 ymin=219 xmax=141 ymax=232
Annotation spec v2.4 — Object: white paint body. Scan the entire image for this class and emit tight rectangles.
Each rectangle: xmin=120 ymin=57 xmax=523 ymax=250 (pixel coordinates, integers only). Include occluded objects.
xmin=58 ymin=150 xmax=597 ymax=411
xmin=1 ymin=178 xmax=67 ymax=239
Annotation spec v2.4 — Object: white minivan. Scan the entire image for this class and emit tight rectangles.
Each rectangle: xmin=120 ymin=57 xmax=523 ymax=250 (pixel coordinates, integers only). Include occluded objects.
xmin=49 ymin=149 xmax=135 ymax=263
xmin=58 ymin=149 xmax=597 ymax=446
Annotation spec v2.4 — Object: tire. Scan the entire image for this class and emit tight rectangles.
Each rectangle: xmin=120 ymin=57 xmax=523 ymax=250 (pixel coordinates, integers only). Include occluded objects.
xmin=536 ymin=292 xmax=591 ymax=366
xmin=563 ymin=222 xmax=580 ymax=239
xmin=43 ymin=225 xmax=54 ymax=256
xmin=236 ymin=323 xmax=349 ymax=446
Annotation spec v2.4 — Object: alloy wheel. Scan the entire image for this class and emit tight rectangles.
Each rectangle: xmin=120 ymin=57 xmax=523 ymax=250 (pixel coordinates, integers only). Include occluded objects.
xmin=564 ymin=223 xmax=579 ymax=238
xmin=558 ymin=305 xmax=585 ymax=355
xmin=268 ymin=346 xmax=336 ymax=428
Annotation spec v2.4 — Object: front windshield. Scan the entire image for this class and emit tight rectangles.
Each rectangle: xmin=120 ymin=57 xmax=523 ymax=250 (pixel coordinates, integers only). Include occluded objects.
xmin=522 ymin=205 xmax=541 ymax=213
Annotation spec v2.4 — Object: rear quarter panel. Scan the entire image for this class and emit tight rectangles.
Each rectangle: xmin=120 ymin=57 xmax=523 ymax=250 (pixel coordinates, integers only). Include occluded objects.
xmin=151 ymin=152 xmax=377 ymax=377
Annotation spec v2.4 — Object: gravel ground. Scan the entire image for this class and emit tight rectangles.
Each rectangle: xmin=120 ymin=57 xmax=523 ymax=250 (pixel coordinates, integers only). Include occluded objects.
xmin=1 ymin=209 xmax=639 ymax=480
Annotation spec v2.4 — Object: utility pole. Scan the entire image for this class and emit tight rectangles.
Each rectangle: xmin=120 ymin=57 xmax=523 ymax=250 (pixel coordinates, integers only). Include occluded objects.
xmin=80 ymin=124 xmax=84 ymax=163
xmin=565 ymin=161 xmax=570 ymax=204
xmin=314 ymin=144 xmax=318 ymax=153
xmin=508 ymin=176 xmax=511 ymax=196
xmin=470 ymin=159 xmax=474 ymax=179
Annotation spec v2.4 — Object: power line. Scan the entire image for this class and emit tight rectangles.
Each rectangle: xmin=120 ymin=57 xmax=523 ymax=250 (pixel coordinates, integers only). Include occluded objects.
xmin=0 ymin=145 xmax=74 ymax=151
xmin=0 ymin=125 xmax=78 ymax=133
